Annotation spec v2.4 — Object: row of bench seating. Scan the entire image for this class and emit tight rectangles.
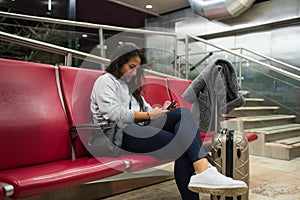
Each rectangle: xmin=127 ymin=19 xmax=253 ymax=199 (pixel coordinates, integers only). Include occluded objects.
xmin=0 ymin=58 xmax=257 ymax=199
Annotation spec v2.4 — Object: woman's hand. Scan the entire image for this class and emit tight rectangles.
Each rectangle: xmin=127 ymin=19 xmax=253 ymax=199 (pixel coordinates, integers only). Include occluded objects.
xmin=149 ymin=107 xmax=168 ymax=120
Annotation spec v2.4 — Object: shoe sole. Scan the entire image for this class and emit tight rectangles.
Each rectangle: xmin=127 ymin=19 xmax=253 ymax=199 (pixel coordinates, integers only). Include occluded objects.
xmin=188 ymin=185 xmax=248 ymax=196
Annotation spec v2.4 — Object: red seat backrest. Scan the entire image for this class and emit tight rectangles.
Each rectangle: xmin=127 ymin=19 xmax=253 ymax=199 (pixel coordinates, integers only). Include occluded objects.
xmin=167 ymin=78 xmax=192 ymax=110
xmin=0 ymin=59 xmax=71 ymax=170
xmin=142 ymin=76 xmax=171 ymax=107
xmin=58 ymin=66 xmax=105 ymax=125
xmin=58 ymin=66 xmax=105 ymax=157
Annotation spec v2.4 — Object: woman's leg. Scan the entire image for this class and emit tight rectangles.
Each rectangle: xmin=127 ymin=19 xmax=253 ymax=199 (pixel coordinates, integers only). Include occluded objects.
xmin=122 ymin=108 xmax=206 ymax=160
xmin=175 ymin=153 xmax=199 ymax=200
xmin=122 ymin=108 xmax=205 ymax=200
xmin=122 ymin=107 xmax=248 ymax=197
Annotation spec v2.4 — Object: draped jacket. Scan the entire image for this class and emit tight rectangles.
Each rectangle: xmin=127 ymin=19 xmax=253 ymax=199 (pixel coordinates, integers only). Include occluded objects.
xmin=182 ymin=59 xmax=245 ymax=132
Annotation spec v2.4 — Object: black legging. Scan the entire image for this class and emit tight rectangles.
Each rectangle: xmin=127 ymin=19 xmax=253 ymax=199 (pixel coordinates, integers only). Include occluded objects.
xmin=122 ymin=108 xmax=207 ymax=200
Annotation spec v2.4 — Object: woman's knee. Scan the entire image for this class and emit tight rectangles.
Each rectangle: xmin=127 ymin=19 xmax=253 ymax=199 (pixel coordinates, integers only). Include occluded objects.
xmin=170 ymin=107 xmax=190 ymax=114
xmin=170 ymin=107 xmax=193 ymax=118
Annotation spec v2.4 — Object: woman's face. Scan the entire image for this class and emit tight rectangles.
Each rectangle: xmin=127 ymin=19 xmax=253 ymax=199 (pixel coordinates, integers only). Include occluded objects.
xmin=120 ymin=55 xmax=141 ymax=81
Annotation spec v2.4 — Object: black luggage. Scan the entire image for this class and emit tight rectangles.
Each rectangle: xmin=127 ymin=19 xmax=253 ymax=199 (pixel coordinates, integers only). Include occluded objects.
xmin=210 ymin=128 xmax=249 ymax=200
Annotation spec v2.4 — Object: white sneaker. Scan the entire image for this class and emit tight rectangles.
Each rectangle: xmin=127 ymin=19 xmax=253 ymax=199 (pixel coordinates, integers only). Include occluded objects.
xmin=188 ymin=166 xmax=248 ymax=196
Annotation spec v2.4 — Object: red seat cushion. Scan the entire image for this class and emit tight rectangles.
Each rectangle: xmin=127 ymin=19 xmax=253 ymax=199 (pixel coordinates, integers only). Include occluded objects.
xmin=119 ymin=155 xmax=172 ymax=172
xmin=0 ymin=158 xmax=126 ymax=198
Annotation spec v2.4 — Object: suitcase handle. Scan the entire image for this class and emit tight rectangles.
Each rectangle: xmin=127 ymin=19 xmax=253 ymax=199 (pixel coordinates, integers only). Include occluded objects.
xmin=221 ymin=128 xmax=227 ymax=134
xmin=237 ymin=148 xmax=242 ymax=158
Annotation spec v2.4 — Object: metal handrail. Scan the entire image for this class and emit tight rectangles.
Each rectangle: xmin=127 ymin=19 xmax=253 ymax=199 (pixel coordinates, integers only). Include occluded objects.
xmin=0 ymin=30 xmax=178 ymax=79
xmin=187 ymin=35 xmax=300 ymax=82
xmin=240 ymin=47 xmax=300 ymax=73
xmin=0 ymin=11 xmax=178 ymax=71
xmin=179 ymin=47 xmax=300 ymax=74
xmin=1 ymin=11 xmax=299 ymax=81
xmin=0 ymin=30 xmax=110 ymax=66
xmin=0 ymin=11 xmax=176 ymax=37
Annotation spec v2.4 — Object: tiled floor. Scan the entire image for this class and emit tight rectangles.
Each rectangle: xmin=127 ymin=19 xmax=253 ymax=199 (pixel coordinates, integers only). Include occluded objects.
xmin=103 ymin=155 xmax=300 ymax=200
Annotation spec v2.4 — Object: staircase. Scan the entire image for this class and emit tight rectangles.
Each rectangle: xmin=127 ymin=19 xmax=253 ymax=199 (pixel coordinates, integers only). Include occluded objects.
xmin=221 ymin=93 xmax=300 ymax=160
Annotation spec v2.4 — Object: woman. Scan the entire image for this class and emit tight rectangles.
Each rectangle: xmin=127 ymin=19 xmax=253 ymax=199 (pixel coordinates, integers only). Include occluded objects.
xmin=90 ymin=43 xmax=247 ymax=199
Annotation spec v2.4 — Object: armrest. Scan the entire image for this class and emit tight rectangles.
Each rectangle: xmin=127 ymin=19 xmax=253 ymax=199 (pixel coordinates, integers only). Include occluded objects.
xmin=70 ymin=124 xmax=102 ymax=131
xmin=0 ymin=182 xmax=14 ymax=198
xmin=69 ymin=123 xmax=112 ymax=139
xmin=69 ymin=124 xmax=102 ymax=140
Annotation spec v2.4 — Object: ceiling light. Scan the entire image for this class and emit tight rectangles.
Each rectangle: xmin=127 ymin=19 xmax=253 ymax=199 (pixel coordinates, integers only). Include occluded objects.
xmin=82 ymin=34 xmax=88 ymax=38
xmin=48 ymin=0 xmax=52 ymax=11
xmin=145 ymin=4 xmax=153 ymax=9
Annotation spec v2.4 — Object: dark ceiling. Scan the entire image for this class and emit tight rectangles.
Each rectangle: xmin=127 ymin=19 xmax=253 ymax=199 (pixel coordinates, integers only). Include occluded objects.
xmin=0 ymin=0 xmax=269 ymax=28
xmin=0 ymin=0 xmax=158 ymax=28
xmin=76 ymin=0 xmax=154 ymax=28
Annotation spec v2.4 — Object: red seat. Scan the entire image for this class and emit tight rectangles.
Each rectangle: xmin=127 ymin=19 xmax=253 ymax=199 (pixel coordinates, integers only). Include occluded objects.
xmin=0 ymin=59 xmax=126 ymax=199
xmin=58 ymin=66 xmax=105 ymax=157
xmin=142 ymin=76 xmax=171 ymax=107
xmin=58 ymin=66 xmax=170 ymax=172
xmin=0 ymin=158 xmax=126 ymax=198
xmin=167 ymin=78 xmax=192 ymax=110
xmin=0 ymin=186 xmax=4 ymax=200
xmin=0 ymin=58 xmax=258 ymax=199
xmin=0 ymin=59 xmax=71 ymax=171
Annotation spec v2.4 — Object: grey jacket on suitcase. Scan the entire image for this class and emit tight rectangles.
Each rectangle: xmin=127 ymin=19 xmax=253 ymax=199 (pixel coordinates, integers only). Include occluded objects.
xmin=182 ymin=59 xmax=245 ymax=132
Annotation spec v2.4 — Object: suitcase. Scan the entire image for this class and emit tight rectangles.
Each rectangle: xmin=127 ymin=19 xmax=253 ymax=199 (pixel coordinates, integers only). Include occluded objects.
xmin=210 ymin=128 xmax=249 ymax=200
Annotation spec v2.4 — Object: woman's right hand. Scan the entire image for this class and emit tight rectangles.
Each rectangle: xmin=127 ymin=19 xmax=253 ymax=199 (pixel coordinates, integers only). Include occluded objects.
xmin=149 ymin=107 xmax=168 ymax=120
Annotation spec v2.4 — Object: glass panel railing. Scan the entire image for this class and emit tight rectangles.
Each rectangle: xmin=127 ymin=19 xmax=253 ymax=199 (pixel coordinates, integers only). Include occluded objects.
xmin=239 ymin=60 xmax=300 ymax=117
xmin=0 ymin=11 xmax=179 ymax=75
xmin=182 ymin=35 xmax=300 ymax=122
xmin=0 ymin=30 xmax=110 ymax=67
xmin=235 ymin=48 xmax=300 ymax=77
xmin=0 ymin=20 xmax=103 ymax=67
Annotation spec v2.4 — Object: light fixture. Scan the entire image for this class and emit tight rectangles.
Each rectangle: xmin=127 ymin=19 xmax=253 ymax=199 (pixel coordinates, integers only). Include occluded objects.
xmin=48 ymin=0 xmax=52 ymax=11
xmin=82 ymin=34 xmax=88 ymax=38
xmin=145 ymin=4 xmax=153 ymax=9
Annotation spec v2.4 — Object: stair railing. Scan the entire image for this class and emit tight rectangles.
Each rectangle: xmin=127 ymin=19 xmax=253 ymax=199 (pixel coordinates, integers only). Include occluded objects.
xmin=0 ymin=30 xmax=179 ymax=79
xmin=0 ymin=11 xmax=179 ymax=71
xmin=185 ymin=35 xmax=300 ymax=83
xmin=239 ymin=47 xmax=300 ymax=74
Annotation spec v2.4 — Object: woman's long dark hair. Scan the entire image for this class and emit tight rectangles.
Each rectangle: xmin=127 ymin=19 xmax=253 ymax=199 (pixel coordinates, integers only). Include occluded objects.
xmin=106 ymin=43 xmax=146 ymax=110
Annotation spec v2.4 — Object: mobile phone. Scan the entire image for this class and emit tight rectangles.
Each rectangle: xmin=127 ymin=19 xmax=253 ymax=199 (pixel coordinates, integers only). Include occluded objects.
xmin=163 ymin=100 xmax=177 ymax=110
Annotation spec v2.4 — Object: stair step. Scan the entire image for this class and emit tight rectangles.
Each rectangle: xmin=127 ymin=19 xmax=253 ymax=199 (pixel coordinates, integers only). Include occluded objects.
xmin=222 ymin=114 xmax=296 ymax=130
xmin=244 ymin=98 xmax=264 ymax=106
xmin=230 ymin=106 xmax=279 ymax=117
xmin=239 ymin=90 xmax=250 ymax=97
xmin=235 ymin=106 xmax=279 ymax=111
xmin=245 ymin=124 xmax=300 ymax=142
xmin=264 ymin=136 xmax=300 ymax=160
xmin=270 ymin=135 xmax=300 ymax=146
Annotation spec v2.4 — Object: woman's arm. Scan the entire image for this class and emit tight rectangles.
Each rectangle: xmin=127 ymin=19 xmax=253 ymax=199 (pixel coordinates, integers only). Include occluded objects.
xmin=91 ymin=74 xmax=134 ymax=124
xmin=133 ymin=111 xmax=150 ymax=123
xmin=134 ymin=107 xmax=169 ymax=123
